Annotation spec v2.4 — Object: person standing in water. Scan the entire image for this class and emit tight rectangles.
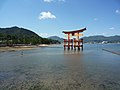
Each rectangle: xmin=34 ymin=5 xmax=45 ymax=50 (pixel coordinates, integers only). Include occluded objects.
xmin=21 ymin=50 xmax=23 ymax=55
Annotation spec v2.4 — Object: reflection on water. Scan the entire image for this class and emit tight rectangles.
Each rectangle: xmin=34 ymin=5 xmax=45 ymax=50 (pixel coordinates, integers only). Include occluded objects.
xmin=0 ymin=44 xmax=120 ymax=90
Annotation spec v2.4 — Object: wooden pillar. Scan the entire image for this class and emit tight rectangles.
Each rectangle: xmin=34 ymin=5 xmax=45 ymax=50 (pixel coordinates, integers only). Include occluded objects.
xmin=81 ymin=39 xmax=83 ymax=51
xmin=77 ymin=32 xmax=80 ymax=50
xmin=71 ymin=39 xmax=73 ymax=50
xmin=68 ymin=33 xmax=70 ymax=50
xmin=77 ymin=32 xmax=79 ymax=40
xmin=74 ymin=38 xmax=76 ymax=50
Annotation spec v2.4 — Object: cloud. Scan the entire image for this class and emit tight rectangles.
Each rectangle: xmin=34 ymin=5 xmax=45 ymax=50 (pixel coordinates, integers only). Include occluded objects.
xmin=109 ymin=27 xmax=115 ymax=30
xmin=39 ymin=11 xmax=56 ymax=20
xmin=43 ymin=0 xmax=53 ymax=3
xmin=116 ymin=9 xmax=120 ymax=14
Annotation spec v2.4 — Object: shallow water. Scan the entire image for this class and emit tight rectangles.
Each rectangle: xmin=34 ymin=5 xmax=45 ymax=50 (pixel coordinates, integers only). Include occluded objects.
xmin=0 ymin=44 xmax=120 ymax=90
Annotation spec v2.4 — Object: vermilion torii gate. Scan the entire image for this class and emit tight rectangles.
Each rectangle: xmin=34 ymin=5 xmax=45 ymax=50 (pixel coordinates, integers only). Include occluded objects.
xmin=62 ymin=28 xmax=86 ymax=50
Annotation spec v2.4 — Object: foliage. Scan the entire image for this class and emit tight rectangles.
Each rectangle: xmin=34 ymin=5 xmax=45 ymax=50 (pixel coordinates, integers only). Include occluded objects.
xmin=0 ymin=26 xmax=60 ymax=46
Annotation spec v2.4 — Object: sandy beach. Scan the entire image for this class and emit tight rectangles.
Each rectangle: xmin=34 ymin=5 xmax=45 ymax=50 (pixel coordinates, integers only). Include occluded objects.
xmin=0 ymin=44 xmax=51 ymax=52
xmin=0 ymin=46 xmax=37 ymax=52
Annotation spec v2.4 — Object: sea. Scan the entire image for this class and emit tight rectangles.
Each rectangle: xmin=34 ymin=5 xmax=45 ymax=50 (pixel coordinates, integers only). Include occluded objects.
xmin=0 ymin=44 xmax=120 ymax=90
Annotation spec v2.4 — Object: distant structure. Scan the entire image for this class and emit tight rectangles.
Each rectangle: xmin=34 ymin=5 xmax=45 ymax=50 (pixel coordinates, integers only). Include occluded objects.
xmin=62 ymin=28 xmax=86 ymax=50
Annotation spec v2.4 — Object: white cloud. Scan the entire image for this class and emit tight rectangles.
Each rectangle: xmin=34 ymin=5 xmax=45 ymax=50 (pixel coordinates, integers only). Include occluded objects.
xmin=109 ymin=27 xmax=115 ymax=30
xmin=39 ymin=11 xmax=56 ymax=20
xmin=116 ymin=9 xmax=120 ymax=14
xmin=43 ymin=0 xmax=53 ymax=3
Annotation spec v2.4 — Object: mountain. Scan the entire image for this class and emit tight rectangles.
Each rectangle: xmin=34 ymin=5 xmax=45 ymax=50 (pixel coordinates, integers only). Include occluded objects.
xmin=48 ymin=35 xmax=120 ymax=43
xmin=0 ymin=26 xmax=60 ymax=46
xmin=48 ymin=36 xmax=63 ymax=43
xmin=0 ymin=26 xmax=40 ymax=38
xmin=83 ymin=35 xmax=120 ymax=43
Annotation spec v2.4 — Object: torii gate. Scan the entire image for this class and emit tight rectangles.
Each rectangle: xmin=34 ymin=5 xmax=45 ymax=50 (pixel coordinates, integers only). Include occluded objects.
xmin=62 ymin=28 xmax=86 ymax=50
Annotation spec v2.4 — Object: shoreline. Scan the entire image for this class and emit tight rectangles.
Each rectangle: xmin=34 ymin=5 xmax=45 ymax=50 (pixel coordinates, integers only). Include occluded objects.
xmin=0 ymin=44 xmax=53 ymax=52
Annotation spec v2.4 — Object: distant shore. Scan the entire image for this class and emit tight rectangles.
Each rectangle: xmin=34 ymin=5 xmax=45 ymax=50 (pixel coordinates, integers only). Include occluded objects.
xmin=0 ymin=44 xmax=51 ymax=52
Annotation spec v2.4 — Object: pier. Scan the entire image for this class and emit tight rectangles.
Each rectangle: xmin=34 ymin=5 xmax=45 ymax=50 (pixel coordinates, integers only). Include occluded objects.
xmin=63 ymin=28 xmax=86 ymax=50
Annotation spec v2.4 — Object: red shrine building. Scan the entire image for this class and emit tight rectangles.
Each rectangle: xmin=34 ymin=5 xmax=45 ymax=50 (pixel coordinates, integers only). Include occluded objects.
xmin=62 ymin=28 xmax=86 ymax=50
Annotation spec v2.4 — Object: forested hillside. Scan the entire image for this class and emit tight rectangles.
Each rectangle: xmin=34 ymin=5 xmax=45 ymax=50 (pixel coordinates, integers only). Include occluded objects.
xmin=0 ymin=26 xmax=60 ymax=46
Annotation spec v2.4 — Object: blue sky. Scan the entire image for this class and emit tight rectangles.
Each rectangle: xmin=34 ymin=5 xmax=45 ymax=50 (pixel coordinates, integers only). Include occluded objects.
xmin=0 ymin=0 xmax=120 ymax=37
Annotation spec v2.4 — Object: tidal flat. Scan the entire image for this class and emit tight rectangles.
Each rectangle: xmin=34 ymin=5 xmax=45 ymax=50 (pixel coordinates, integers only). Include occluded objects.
xmin=0 ymin=44 xmax=120 ymax=90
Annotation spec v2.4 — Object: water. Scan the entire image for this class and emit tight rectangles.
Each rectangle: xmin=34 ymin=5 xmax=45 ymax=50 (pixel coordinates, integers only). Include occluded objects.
xmin=0 ymin=44 xmax=120 ymax=90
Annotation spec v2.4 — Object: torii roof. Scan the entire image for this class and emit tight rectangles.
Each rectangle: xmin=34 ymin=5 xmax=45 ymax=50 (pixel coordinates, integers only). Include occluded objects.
xmin=62 ymin=28 xmax=86 ymax=34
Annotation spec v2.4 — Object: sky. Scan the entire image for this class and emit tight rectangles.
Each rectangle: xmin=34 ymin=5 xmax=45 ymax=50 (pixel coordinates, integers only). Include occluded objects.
xmin=0 ymin=0 xmax=120 ymax=38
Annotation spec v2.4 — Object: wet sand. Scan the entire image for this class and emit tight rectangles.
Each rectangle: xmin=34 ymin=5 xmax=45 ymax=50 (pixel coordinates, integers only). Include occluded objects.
xmin=0 ymin=44 xmax=51 ymax=52
xmin=0 ymin=46 xmax=37 ymax=52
